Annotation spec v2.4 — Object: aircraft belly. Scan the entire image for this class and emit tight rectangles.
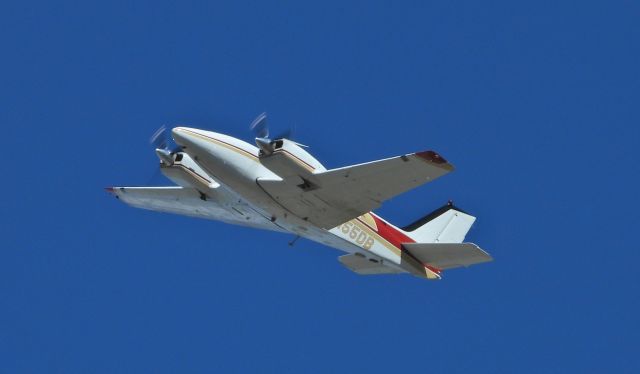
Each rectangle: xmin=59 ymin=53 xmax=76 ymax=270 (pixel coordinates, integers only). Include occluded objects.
xmin=268 ymin=211 xmax=408 ymax=274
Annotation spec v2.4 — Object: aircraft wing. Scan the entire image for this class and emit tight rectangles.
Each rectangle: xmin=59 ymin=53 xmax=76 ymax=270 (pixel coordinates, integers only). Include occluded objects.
xmin=106 ymin=186 xmax=283 ymax=231
xmin=258 ymin=150 xmax=453 ymax=229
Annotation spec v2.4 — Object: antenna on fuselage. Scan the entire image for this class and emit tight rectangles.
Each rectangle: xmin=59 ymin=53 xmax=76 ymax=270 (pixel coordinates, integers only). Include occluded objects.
xmin=288 ymin=235 xmax=301 ymax=246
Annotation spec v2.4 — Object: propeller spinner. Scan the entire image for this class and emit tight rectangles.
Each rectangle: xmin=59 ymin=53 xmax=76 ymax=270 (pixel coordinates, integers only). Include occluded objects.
xmin=249 ymin=112 xmax=302 ymax=155
xmin=150 ymin=125 xmax=181 ymax=165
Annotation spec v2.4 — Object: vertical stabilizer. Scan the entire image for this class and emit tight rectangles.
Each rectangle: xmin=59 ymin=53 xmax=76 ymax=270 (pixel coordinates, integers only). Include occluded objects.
xmin=401 ymin=202 xmax=476 ymax=243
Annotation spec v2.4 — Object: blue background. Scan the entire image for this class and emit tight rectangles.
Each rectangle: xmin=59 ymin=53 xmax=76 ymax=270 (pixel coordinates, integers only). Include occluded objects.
xmin=2 ymin=1 xmax=639 ymax=372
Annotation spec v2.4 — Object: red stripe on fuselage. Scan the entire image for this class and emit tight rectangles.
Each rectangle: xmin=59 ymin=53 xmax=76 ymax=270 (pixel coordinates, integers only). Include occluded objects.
xmin=370 ymin=214 xmax=414 ymax=247
xmin=369 ymin=213 xmax=442 ymax=274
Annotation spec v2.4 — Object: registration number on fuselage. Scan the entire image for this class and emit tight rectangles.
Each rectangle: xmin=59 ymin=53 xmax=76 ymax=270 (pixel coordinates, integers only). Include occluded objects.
xmin=340 ymin=221 xmax=375 ymax=250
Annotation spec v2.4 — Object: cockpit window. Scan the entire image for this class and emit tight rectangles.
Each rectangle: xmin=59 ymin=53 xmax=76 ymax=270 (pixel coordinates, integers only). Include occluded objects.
xmin=175 ymin=153 xmax=183 ymax=162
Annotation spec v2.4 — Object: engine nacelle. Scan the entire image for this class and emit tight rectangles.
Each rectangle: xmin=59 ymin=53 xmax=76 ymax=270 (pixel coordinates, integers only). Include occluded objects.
xmin=160 ymin=151 xmax=219 ymax=190
xmin=258 ymin=139 xmax=326 ymax=180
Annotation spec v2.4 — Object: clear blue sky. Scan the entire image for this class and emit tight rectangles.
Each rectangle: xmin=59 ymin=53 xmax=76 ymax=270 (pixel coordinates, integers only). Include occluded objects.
xmin=1 ymin=1 xmax=639 ymax=372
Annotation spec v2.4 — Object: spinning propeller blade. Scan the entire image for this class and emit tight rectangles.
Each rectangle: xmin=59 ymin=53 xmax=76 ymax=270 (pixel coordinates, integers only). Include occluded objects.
xmin=149 ymin=125 xmax=182 ymax=167
xmin=150 ymin=125 xmax=181 ymax=153
xmin=249 ymin=112 xmax=269 ymax=139
xmin=249 ymin=112 xmax=306 ymax=152
xmin=150 ymin=125 xmax=170 ymax=150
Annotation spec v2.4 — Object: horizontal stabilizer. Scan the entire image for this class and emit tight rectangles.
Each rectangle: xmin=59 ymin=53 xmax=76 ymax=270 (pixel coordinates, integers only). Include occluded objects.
xmin=402 ymin=243 xmax=492 ymax=270
xmin=338 ymin=254 xmax=404 ymax=275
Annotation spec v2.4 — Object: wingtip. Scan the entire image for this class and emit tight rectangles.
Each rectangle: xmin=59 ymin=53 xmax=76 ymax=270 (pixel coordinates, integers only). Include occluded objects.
xmin=415 ymin=150 xmax=454 ymax=171
xmin=415 ymin=150 xmax=447 ymax=164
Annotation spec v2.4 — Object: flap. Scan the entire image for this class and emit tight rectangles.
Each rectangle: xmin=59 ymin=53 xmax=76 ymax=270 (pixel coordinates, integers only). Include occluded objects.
xmin=402 ymin=243 xmax=492 ymax=270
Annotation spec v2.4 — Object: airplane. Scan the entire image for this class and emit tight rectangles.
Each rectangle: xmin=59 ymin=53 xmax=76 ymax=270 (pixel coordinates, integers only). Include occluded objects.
xmin=106 ymin=113 xmax=492 ymax=280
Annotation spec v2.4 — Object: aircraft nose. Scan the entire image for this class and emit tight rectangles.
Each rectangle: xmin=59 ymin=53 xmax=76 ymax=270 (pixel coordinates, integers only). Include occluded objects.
xmin=172 ymin=127 xmax=228 ymax=153
xmin=172 ymin=127 xmax=213 ymax=155
xmin=171 ymin=127 xmax=193 ymax=148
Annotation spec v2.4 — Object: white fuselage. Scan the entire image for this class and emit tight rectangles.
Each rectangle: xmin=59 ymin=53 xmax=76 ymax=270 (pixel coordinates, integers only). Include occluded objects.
xmin=170 ymin=127 xmax=432 ymax=277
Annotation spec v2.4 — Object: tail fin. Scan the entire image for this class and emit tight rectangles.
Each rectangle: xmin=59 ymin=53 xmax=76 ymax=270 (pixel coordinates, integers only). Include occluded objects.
xmin=401 ymin=201 xmax=476 ymax=243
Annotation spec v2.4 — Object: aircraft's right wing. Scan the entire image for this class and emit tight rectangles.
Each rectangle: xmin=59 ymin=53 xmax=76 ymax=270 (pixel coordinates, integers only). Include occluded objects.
xmin=258 ymin=150 xmax=453 ymax=229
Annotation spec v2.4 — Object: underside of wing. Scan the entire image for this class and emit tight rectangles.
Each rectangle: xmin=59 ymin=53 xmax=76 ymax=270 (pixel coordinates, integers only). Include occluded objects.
xmin=338 ymin=253 xmax=404 ymax=275
xmin=106 ymin=186 xmax=283 ymax=232
xmin=258 ymin=150 xmax=453 ymax=229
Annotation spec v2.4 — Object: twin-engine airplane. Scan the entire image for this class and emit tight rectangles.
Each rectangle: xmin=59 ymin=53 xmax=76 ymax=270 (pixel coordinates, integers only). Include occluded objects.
xmin=107 ymin=113 xmax=491 ymax=280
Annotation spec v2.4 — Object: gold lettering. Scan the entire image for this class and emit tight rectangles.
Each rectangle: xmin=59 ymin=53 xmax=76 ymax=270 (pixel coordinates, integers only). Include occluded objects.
xmin=350 ymin=226 xmax=361 ymax=240
xmin=341 ymin=222 xmax=352 ymax=234
xmin=364 ymin=237 xmax=374 ymax=250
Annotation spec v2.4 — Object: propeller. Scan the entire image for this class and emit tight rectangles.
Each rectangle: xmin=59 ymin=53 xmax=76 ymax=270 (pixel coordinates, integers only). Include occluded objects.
xmin=249 ymin=113 xmax=305 ymax=154
xmin=150 ymin=125 xmax=181 ymax=166
xmin=150 ymin=125 xmax=170 ymax=150
xmin=249 ymin=112 xmax=269 ymax=139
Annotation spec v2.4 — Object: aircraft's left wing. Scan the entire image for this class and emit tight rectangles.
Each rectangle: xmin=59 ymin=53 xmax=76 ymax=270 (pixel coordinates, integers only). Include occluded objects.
xmin=106 ymin=186 xmax=283 ymax=231
xmin=258 ymin=150 xmax=453 ymax=229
